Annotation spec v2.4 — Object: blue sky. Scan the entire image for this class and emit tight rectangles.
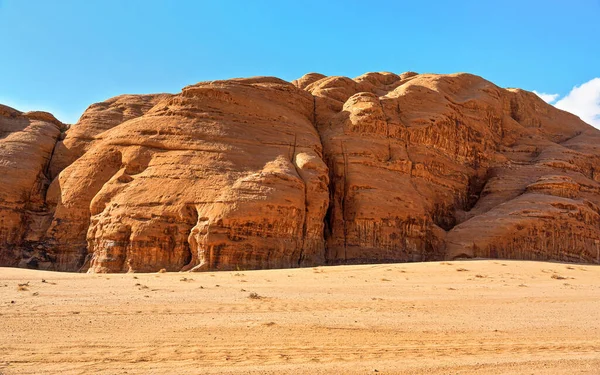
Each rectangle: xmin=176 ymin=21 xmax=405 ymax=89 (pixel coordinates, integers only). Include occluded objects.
xmin=1 ymin=0 xmax=599 ymax=126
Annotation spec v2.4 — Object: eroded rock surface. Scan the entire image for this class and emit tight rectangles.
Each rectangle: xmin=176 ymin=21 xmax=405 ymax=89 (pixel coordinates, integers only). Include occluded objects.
xmin=2 ymin=72 xmax=600 ymax=272
xmin=303 ymin=72 xmax=600 ymax=265
xmin=48 ymin=78 xmax=326 ymax=272
xmin=0 ymin=105 xmax=66 ymax=268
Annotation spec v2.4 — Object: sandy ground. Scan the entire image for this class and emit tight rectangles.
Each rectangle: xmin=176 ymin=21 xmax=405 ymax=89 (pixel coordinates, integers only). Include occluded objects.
xmin=1 ymin=260 xmax=600 ymax=375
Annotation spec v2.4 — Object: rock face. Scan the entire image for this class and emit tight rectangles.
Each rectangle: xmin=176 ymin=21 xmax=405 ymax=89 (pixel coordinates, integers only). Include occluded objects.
xmin=2 ymin=72 xmax=600 ymax=272
xmin=0 ymin=105 xmax=66 ymax=269
xmin=303 ymin=72 xmax=600 ymax=265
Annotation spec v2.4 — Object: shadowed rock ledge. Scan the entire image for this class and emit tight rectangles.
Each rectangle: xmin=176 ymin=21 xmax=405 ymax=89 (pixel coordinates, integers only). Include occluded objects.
xmin=2 ymin=72 xmax=600 ymax=272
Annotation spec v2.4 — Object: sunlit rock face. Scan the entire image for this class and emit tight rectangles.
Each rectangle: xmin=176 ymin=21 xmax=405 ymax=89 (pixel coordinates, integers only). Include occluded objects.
xmin=0 ymin=105 xmax=66 ymax=269
xmin=302 ymin=72 xmax=600 ymax=265
xmin=2 ymin=71 xmax=600 ymax=272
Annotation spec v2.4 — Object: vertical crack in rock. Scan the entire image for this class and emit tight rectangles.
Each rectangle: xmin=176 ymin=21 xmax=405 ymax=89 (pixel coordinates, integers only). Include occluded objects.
xmin=44 ymin=133 xmax=60 ymax=180
xmin=289 ymin=133 xmax=309 ymax=266
xmin=341 ymin=140 xmax=349 ymax=261
xmin=311 ymin=94 xmax=336 ymax=264
xmin=51 ymin=149 xmax=124 ymax=271
xmin=312 ymin=96 xmax=318 ymax=133
xmin=180 ymin=204 xmax=198 ymax=271
xmin=182 ymin=208 xmax=201 ymax=272
xmin=463 ymin=171 xmax=490 ymax=212
xmin=379 ymin=98 xmax=392 ymax=162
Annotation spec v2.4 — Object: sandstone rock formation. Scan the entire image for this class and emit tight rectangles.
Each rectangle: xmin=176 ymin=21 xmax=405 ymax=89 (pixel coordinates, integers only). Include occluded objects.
xmin=0 ymin=105 xmax=66 ymax=268
xmin=304 ymin=72 xmax=600 ymax=265
xmin=2 ymin=72 xmax=600 ymax=272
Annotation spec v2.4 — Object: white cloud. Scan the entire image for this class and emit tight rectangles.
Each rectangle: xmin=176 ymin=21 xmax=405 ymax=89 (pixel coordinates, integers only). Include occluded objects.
xmin=533 ymin=90 xmax=559 ymax=104
xmin=553 ymin=78 xmax=600 ymax=129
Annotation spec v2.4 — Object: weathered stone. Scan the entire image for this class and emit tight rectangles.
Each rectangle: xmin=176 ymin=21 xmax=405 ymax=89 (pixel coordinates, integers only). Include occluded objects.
xmin=0 ymin=105 xmax=65 ymax=266
xmin=1 ymin=72 xmax=600 ymax=272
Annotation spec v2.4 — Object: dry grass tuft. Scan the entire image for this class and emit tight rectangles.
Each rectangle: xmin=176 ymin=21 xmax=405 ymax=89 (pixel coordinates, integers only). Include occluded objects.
xmin=248 ymin=292 xmax=263 ymax=300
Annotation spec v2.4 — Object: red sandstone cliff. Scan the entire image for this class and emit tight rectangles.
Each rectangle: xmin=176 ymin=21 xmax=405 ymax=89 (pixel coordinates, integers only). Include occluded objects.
xmin=2 ymin=72 xmax=600 ymax=272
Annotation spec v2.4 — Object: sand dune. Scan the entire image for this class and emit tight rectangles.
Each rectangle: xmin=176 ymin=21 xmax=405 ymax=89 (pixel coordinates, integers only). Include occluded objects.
xmin=1 ymin=260 xmax=600 ymax=374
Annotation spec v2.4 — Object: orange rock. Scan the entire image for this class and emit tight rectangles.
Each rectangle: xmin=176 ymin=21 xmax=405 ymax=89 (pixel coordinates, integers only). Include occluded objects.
xmin=305 ymin=72 xmax=600 ymax=264
xmin=48 ymin=77 xmax=327 ymax=272
xmin=0 ymin=105 xmax=66 ymax=268
xmin=1 ymin=72 xmax=600 ymax=272
xmin=48 ymin=94 xmax=171 ymax=180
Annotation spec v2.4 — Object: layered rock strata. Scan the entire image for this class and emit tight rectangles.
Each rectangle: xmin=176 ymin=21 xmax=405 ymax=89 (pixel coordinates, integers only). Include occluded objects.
xmin=0 ymin=105 xmax=66 ymax=268
xmin=2 ymin=71 xmax=599 ymax=272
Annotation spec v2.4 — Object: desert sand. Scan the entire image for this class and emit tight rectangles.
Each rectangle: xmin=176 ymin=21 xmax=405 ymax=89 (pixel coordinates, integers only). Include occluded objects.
xmin=1 ymin=260 xmax=600 ymax=374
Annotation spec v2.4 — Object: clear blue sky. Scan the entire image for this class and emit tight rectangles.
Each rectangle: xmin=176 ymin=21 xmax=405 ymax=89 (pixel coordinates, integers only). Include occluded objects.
xmin=1 ymin=0 xmax=599 ymax=124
